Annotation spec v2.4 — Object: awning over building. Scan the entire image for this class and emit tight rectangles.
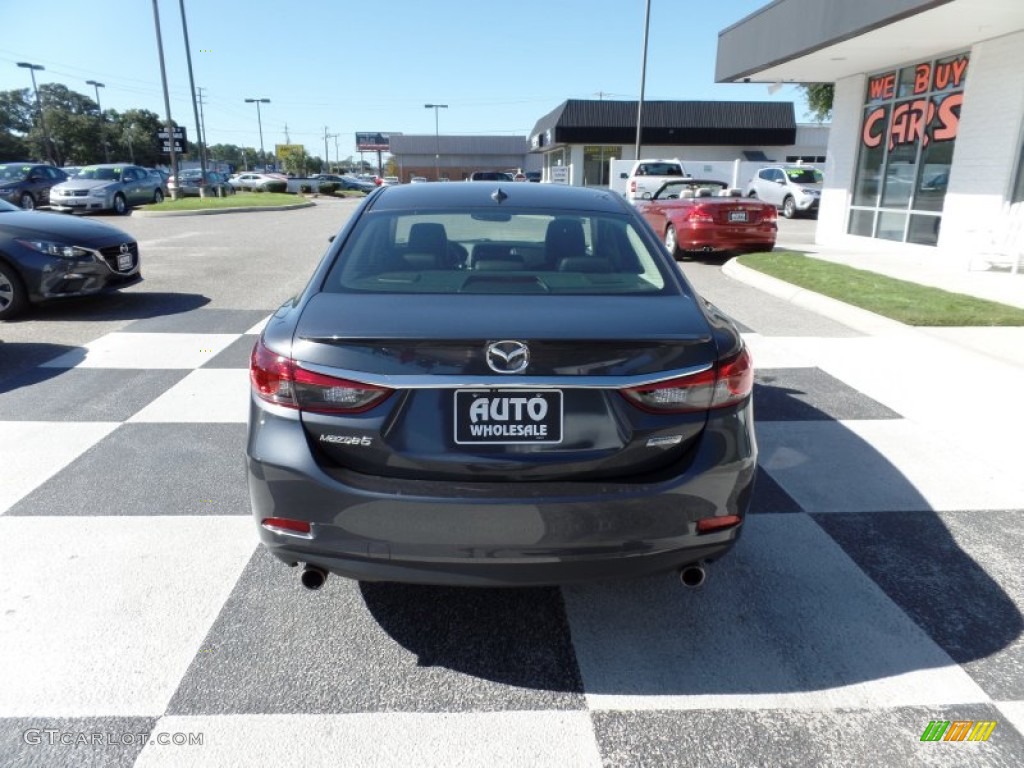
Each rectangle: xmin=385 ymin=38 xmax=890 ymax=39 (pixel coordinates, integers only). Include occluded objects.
xmin=529 ymin=99 xmax=797 ymax=149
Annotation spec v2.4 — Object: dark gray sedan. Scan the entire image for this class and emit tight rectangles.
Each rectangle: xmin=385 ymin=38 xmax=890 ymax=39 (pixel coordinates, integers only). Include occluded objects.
xmin=248 ymin=182 xmax=755 ymax=588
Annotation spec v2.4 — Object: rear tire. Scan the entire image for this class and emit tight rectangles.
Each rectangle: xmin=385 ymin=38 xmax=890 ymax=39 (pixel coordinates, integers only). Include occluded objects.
xmin=113 ymin=193 xmax=128 ymax=215
xmin=782 ymin=196 xmax=796 ymax=219
xmin=664 ymin=225 xmax=681 ymax=260
xmin=0 ymin=261 xmax=29 ymax=321
xmin=19 ymin=193 xmax=35 ymax=210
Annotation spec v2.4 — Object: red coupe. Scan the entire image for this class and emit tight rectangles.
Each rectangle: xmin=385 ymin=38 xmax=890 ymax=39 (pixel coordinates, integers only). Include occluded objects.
xmin=634 ymin=179 xmax=777 ymax=259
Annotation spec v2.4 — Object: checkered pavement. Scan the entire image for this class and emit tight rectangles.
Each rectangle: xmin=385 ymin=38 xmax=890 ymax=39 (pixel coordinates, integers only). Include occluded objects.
xmin=1 ymin=305 xmax=1023 ymax=768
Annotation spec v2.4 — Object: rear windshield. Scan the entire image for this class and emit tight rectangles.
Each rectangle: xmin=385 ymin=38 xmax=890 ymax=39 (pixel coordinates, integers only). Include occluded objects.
xmin=785 ymin=169 xmax=819 ymax=184
xmin=324 ymin=210 xmax=675 ymax=295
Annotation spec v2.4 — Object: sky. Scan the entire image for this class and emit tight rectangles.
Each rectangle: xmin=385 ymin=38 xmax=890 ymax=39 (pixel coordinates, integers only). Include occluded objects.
xmin=0 ymin=0 xmax=808 ymax=161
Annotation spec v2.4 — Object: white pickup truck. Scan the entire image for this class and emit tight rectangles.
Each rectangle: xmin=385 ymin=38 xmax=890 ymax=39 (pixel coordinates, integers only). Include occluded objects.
xmin=620 ymin=159 xmax=690 ymax=203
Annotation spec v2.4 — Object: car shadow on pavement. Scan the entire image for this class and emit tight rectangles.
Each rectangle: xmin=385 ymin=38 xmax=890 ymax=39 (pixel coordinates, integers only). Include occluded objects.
xmin=0 ymin=343 xmax=81 ymax=392
xmin=16 ymin=291 xmax=210 ymax=323
xmin=356 ymin=382 xmax=1023 ymax=703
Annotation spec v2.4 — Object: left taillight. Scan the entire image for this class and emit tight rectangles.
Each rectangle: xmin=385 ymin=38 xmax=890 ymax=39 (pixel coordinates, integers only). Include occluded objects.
xmin=250 ymin=337 xmax=392 ymax=414
xmin=621 ymin=347 xmax=754 ymax=413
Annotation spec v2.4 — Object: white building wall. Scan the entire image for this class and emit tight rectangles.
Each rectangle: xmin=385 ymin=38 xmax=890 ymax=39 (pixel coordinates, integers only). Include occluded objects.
xmin=940 ymin=30 xmax=1024 ymax=248
xmin=817 ymin=74 xmax=865 ymax=245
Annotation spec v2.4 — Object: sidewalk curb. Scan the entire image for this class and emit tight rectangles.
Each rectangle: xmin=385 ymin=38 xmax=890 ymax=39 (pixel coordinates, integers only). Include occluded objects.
xmin=721 ymin=258 xmax=914 ymax=336
xmin=133 ymin=201 xmax=317 ymax=218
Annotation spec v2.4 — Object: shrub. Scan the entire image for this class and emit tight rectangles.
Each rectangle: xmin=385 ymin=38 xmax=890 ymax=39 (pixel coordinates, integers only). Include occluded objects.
xmin=300 ymin=184 xmax=312 ymax=194
xmin=264 ymin=180 xmax=287 ymax=194
xmin=318 ymin=182 xmax=337 ymax=195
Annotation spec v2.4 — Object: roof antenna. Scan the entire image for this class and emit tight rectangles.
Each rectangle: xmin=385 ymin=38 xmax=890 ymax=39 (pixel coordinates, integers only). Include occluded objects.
xmin=491 ymin=188 xmax=508 ymax=203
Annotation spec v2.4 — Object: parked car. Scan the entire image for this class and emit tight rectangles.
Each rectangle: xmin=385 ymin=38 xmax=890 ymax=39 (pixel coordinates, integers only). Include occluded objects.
xmin=745 ymin=165 xmax=822 ymax=218
xmin=525 ymin=171 xmax=542 ymax=183
xmin=468 ymin=171 xmax=515 ymax=182
xmin=168 ymin=169 xmax=234 ymax=197
xmin=49 ymin=164 xmax=164 ymax=214
xmin=409 ymin=176 xmax=429 ymax=183
xmin=0 ymin=199 xmax=142 ymax=320
xmin=247 ymin=182 xmax=755 ymax=589
xmin=228 ymin=173 xmax=285 ymax=192
xmin=0 ymin=162 xmax=69 ymax=210
xmin=634 ymin=179 xmax=778 ymax=258
xmin=316 ymin=174 xmax=375 ymax=192
xmin=146 ymin=168 xmax=170 ymax=197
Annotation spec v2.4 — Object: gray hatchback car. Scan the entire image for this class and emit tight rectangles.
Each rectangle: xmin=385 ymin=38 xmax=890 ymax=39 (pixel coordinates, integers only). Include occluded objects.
xmin=247 ymin=182 xmax=756 ymax=588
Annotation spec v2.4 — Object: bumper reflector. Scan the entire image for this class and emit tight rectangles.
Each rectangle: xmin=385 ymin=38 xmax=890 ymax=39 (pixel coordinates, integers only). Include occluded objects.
xmin=261 ymin=517 xmax=313 ymax=538
xmin=696 ymin=515 xmax=742 ymax=534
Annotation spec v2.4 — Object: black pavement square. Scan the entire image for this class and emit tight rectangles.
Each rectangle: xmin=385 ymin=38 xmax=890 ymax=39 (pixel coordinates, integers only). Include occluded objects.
xmin=591 ymin=705 xmax=1022 ymax=768
xmin=6 ymin=423 xmax=250 ymax=516
xmin=754 ymin=367 xmax=902 ymax=422
xmin=0 ymin=368 xmax=187 ymax=421
xmin=201 ymin=335 xmax=257 ymax=369
xmin=813 ymin=510 xmax=1024 ymax=700
xmin=120 ymin=308 xmax=270 ymax=335
xmin=167 ymin=548 xmax=585 ymax=715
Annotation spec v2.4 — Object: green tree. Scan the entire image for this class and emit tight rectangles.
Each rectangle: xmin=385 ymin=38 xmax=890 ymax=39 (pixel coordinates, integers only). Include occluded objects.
xmin=32 ymin=83 xmax=106 ymax=165
xmin=107 ymin=109 xmax=167 ymax=167
xmin=0 ymin=89 xmax=33 ymax=161
xmin=799 ymin=83 xmax=834 ymax=123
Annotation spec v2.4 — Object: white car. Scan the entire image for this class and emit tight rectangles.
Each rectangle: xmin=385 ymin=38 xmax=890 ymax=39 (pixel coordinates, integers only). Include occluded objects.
xmin=745 ymin=166 xmax=822 ymax=218
xmin=229 ymin=173 xmax=285 ymax=192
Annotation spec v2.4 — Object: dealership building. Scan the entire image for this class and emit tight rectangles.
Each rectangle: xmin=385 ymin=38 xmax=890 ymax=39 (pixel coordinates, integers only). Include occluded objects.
xmin=716 ymin=0 xmax=1024 ymax=251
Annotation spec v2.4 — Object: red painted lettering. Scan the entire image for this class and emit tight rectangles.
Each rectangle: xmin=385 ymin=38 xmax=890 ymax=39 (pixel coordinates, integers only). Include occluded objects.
xmin=888 ymin=99 xmax=934 ymax=150
xmin=932 ymin=92 xmax=963 ymax=142
xmin=862 ymin=107 xmax=886 ymax=147
xmin=934 ymin=57 xmax=969 ymax=90
xmin=914 ymin=64 xmax=931 ymax=94
xmin=869 ymin=74 xmax=896 ymax=100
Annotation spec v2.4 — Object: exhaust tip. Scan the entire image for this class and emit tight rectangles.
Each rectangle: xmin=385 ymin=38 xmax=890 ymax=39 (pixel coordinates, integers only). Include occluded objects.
xmin=300 ymin=564 xmax=328 ymax=590
xmin=679 ymin=564 xmax=706 ymax=588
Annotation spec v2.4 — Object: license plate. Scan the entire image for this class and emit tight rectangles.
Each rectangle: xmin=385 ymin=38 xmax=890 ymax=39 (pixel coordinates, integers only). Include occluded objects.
xmin=454 ymin=389 xmax=562 ymax=444
xmin=728 ymin=210 xmax=749 ymax=223
xmin=117 ymin=252 xmax=132 ymax=270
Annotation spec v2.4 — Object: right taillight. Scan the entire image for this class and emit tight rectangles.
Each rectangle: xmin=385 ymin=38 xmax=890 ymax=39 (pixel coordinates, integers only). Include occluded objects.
xmin=621 ymin=347 xmax=753 ymax=413
xmin=250 ymin=337 xmax=392 ymax=414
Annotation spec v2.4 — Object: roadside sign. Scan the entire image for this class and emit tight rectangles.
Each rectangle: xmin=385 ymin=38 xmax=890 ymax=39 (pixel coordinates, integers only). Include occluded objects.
xmin=157 ymin=127 xmax=188 ymax=154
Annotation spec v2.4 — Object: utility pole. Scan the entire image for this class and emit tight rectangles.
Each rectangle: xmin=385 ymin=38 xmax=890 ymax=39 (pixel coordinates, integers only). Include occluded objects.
xmin=86 ymin=80 xmax=109 ymax=162
xmin=284 ymin=124 xmax=290 ymax=143
xmin=178 ymin=0 xmax=207 ymax=190
xmin=151 ymin=0 xmax=179 ymax=197
xmin=323 ymin=126 xmax=330 ymax=172
xmin=424 ymin=103 xmax=448 ymax=181
xmin=197 ymin=87 xmax=209 ymax=169
xmin=635 ymin=0 xmax=651 ymax=161
xmin=244 ymin=98 xmax=269 ymax=169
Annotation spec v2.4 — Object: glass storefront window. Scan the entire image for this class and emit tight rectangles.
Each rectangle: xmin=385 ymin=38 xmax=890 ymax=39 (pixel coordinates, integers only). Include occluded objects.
xmin=848 ymin=53 xmax=968 ymax=244
xmin=583 ymin=146 xmax=621 ymax=188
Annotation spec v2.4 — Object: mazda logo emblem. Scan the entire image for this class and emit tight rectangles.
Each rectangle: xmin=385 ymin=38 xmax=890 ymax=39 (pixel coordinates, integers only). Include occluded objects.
xmin=486 ymin=340 xmax=530 ymax=374
xmin=119 ymin=243 xmax=131 ymax=255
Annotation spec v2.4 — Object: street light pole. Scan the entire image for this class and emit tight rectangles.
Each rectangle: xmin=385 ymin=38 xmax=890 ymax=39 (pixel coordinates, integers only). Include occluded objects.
xmin=17 ymin=62 xmax=55 ymax=165
xmin=424 ymin=103 xmax=447 ymax=181
xmin=245 ymin=98 xmax=270 ymax=169
xmin=151 ymin=0 xmax=180 ymax=198
xmin=85 ymin=80 xmax=109 ymax=162
xmin=178 ymin=0 xmax=207 ymax=190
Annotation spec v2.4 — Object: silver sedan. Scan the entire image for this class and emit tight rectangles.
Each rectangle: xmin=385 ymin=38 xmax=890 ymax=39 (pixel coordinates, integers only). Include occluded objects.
xmin=49 ymin=164 xmax=164 ymax=214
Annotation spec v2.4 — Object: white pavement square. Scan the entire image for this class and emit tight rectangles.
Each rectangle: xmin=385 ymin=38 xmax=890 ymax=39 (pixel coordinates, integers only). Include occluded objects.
xmin=128 ymin=369 xmax=251 ymax=423
xmin=134 ymin=712 xmax=603 ymax=768
xmin=0 ymin=516 xmax=256 ymax=716
xmin=40 ymin=333 xmax=241 ymax=370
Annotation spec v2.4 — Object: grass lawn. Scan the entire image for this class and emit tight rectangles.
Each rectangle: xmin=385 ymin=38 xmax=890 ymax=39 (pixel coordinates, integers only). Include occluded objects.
xmin=738 ymin=251 xmax=1024 ymax=326
xmin=139 ymin=192 xmax=304 ymax=211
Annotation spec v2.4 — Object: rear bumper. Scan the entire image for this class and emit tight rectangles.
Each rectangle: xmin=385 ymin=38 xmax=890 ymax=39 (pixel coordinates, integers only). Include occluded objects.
xmin=678 ymin=222 xmax=776 ymax=253
xmin=246 ymin=397 xmax=757 ymax=586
